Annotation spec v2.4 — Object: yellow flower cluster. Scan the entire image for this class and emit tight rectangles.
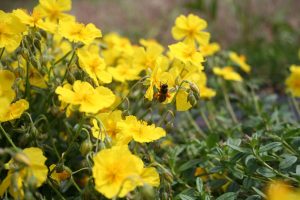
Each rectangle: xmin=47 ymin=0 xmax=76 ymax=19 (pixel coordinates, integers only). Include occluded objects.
xmin=286 ymin=65 xmax=300 ymax=97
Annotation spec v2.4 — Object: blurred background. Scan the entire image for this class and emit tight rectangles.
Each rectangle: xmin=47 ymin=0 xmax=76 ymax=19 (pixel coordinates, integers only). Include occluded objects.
xmin=1 ymin=0 xmax=300 ymax=88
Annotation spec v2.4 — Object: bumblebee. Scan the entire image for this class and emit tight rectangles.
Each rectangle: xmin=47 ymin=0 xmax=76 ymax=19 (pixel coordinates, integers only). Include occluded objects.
xmin=154 ymin=83 xmax=170 ymax=103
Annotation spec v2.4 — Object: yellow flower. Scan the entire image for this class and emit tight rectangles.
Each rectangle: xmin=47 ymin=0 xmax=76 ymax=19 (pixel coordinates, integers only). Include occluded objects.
xmin=0 ymin=98 xmax=29 ymax=122
xmin=169 ymin=42 xmax=204 ymax=66
xmin=0 ymin=11 xmax=26 ymax=52
xmin=285 ymin=65 xmax=300 ymax=97
xmin=49 ymin=164 xmax=71 ymax=183
xmin=13 ymin=8 xmax=58 ymax=33
xmin=229 ymin=52 xmax=251 ymax=73
xmin=91 ymin=110 xmax=124 ymax=143
xmin=108 ymin=63 xmax=141 ymax=83
xmin=92 ymin=146 xmax=160 ymax=199
xmin=267 ymin=181 xmax=300 ymax=200
xmin=172 ymin=14 xmax=210 ymax=45
xmin=213 ymin=66 xmax=243 ymax=82
xmin=117 ymin=115 xmax=166 ymax=143
xmin=176 ymin=89 xmax=192 ymax=111
xmin=145 ymin=56 xmax=174 ymax=101
xmin=0 ymin=147 xmax=48 ymax=199
xmin=133 ymin=43 xmax=163 ymax=70
xmin=59 ymin=20 xmax=102 ymax=45
xmin=55 ymin=81 xmax=115 ymax=113
xmin=0 ymin=70 xmax=16 ymax=101
xmin=77 ymin=49 xmax=112 ymax=85
xmin=36 ymin=0 xmax=74 ymax=22
xmin=200 ymin=42 xmax=220 ymax=57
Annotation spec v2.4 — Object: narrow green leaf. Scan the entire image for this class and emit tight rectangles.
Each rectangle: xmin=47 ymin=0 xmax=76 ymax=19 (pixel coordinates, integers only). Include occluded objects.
xmin=279 ymin=155 xmax=297 ymax=169
xmin=216 ymin=192 xmax=236 ymax=200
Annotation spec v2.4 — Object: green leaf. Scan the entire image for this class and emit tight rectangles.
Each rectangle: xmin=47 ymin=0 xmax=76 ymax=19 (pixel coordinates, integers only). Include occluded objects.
xmin=256 ymin=167 xmax=276 ymax=178
xmin=259 ymin=142 xmax=281 ymax=152
xmin=196 ymin=177 xmax=203 ymax=193
xmin=178 ymin=194 xmax=196 ymax=200
xmin=178 ymin=159 xmax=201 ymax=172
xmin=279 ymin=155 xmax=297 ymax=169
xmin=216 ymin=192 xmax=237 ymax=200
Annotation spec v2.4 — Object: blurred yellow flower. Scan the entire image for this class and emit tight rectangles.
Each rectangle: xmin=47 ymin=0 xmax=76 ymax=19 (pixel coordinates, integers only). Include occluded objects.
xmin=0 ymin=70 xmax=16 ymax=101
xmin=0 ymin=11 xmax=26 ymax=52
xmin=172 ymin=14 xmax=210 ymax=45
xmin=92 ymin=146 xmax=160 ymax=199
xmin=49 ymin=164 xmax=71 ymax=183
xmin=59 ymin=20 xmax=102 ymax=45
xmin=133 ymin=43 xmax=163 ymax=70
xmin=176 ymin=89 xmax=192 ymax=111
xmin=0 ymin=147 xmax=48 ymax=199
xmin=229 ymin=52 xmax=251 ymax=73
xmin=169 ymin=42 xmax=204 ymax=66
xmin=55 ymin=81 xmax=115 ymax=113
xmin=200 ymin=42 xmax=220 ymax=57
xmin=36 ymin=0 xmax=74 ymax=22
xmin=77 ymin=49 xmax=112 ymax=85
xmin=108 ymin=63 xmax=141 ymax=82
xmin=267 ymin=181 xmax=300 ymax=200
xmin=285 ymin=65 xmax=300 ymax=97
xmin=0 ymin=99 xmax=29 ymax=122
xmin=91 ymin=110 xmax=123 ymax=142
xmin=13 ymin=8 xmax=57 ymax=33
xmin=213 ymin=66 xmax=243 ymax=82
xmin=117 ymin=115 xmax=166 ymax=143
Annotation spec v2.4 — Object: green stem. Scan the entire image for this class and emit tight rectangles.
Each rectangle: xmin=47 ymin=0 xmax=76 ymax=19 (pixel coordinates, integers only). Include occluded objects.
xmin=291 ymin=96 xmax=300 ymax=120
xmin=47 ymin=180 xmax=66 ymax=200
xmin=61 ymin=50 xmax=76 ymax=84
xmin=25 ymin=60 xmax=31 ymax=100
xmin=199 ymin=106 xmax=212 ymax=131
xmin=220 ymin=80 xmax=238 ymax=124
xmin=185 ymin=111 xmax=207 ymax=138
xmin=0 ymin=123 xmax=18 ymax=151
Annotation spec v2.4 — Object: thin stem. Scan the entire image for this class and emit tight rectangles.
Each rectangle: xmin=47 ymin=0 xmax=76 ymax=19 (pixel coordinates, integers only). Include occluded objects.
xmin=25 ymin=60 xmax=31 ymax=100
xmin=47 ymin=180 xmax=66 ymax=200
xmin=61 ymin=50 xmax=76 ymax=84
xmin=199 ymin=106 xmax=212 ymax=131
xmin=185 ymin=111 xmax=207 ymax=139
xmin=220 ymin=80 xmax=238 ymax=124
xmin=0 ymin=123 xmax=18 ymax=151
xmin=291 ymin=96 xmax=300 ymax=120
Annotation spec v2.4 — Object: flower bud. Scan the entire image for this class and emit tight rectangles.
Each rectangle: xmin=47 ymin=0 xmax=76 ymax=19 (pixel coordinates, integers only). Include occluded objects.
xmin=189 ymin=82 xmax=200 ymax=100
xmin=140 ymin=184 xmax=155 ymax=200
xmin=34 ymin=39 xmax=41 ymax=52
xmin=35 ymin=32 xmax=42 ymax=40
xmin=187 ymin=91 xmax=197 ymax=106
xmin=80 ymin=139 xmax=93 ymax=156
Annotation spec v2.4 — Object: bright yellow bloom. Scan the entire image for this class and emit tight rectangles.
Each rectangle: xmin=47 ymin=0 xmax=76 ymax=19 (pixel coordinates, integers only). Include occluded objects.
xmin=77 ymin=49 xmax=112 ymax=85
xmin=169 ymin=42 xmax=204 ymax=66
xmin=91 ymin=110 xmax=123 ymax=142
xmin=213 ymin=66 xmax=243 ymax=82
xmin=0 ymin=98 xmax=29 ymax=122
xmin=139 ymin=38 xmax=164 ymax=53
xmin=145 ymin=56 xmax=174 ymax=101
xmin=55 ymin=81 xmax=115 ymax=113
xmin=0 ymin=147 xmax=48 ymax=199
xmin=117 ymin=115 xmax=166 ymax=143
xmin=13 ymin=8 xmax=57 ymax=33
xmin=59 ymin=20 xmax=102 ymax=45
xmin=267 ymin=181 xmax=300 ymax=200
xmin=133 ymin=43 xmax=163 ymax=70
xmin=285 ymin=65 xmax=300 ymax=97
xmin=0 ymin=70 xmax=16 ymax=101
xmin=176 ymin=89 xmax=192 ymax=111
xmin=108 ymin=63 xmax=141 ymax=82
xmin=172 ymin=14 xmax=210 ymax=45
xmin=200 ymin=42 xmax=220 ymax=57
xmin=0 ymin=11 xmax=26 ymax=52
xmin=229 ymin=52 xmax=251 ymax=73
xmin=92 ymin=146 xmax=160 ymax=199
xmin=36 ymin=0 xmax=74 ymax=22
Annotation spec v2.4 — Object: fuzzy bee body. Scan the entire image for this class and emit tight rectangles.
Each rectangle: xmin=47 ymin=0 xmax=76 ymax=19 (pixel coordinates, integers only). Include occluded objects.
xmin=154 ymin=83 xmax=170 ymax=103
